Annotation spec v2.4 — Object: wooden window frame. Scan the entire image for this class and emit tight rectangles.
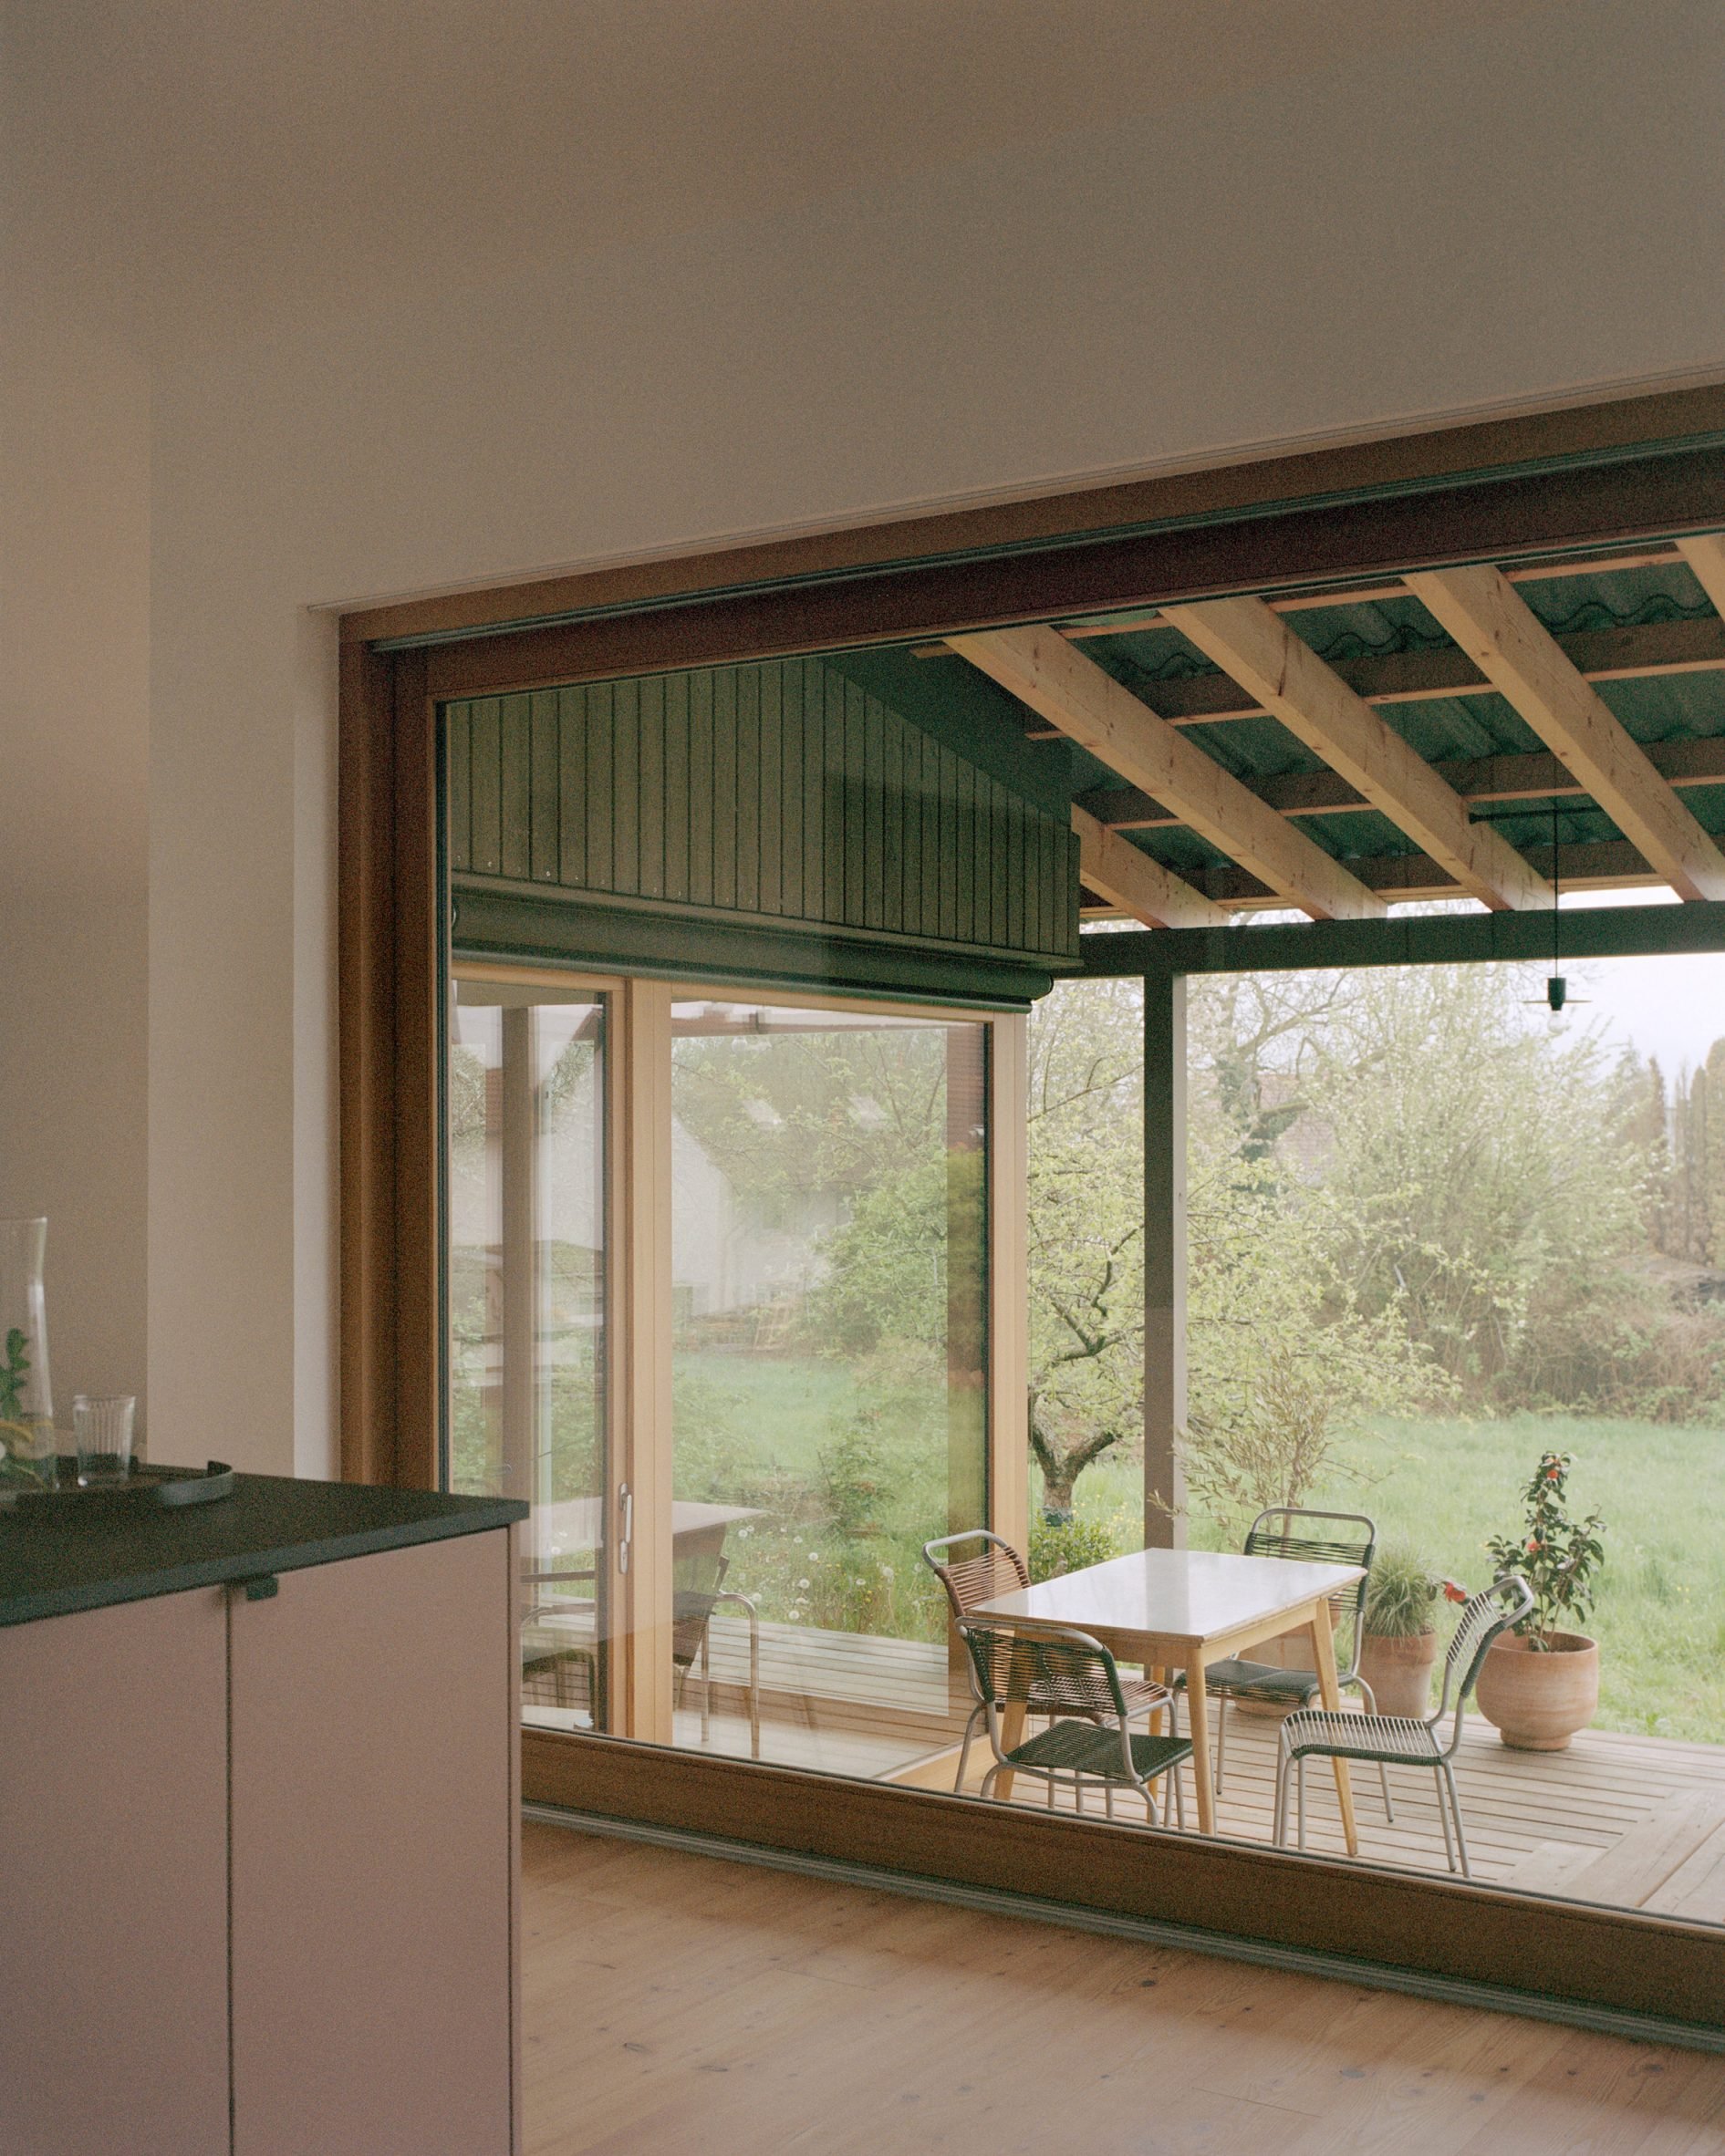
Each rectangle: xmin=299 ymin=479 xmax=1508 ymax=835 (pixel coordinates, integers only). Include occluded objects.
xmin=339 ymin=386 xmax=1725 ymax=2034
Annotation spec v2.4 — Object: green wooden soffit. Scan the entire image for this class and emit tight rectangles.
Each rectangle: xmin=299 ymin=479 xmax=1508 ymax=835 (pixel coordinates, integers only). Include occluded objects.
xmin=443 ymin=656 xmax=1081 ymax=983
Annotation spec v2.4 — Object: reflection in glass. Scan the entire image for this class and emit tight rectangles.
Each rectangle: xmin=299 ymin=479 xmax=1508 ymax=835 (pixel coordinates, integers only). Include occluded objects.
xmin=669 ymin=1000 xmax=988 ymax=1772
xmin=448 ymin=982 xmax=606 ymax=1731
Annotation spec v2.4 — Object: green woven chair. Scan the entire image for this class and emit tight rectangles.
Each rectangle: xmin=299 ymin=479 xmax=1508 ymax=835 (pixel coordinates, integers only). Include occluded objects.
xmin=1273 ymin=1574 xmax=1534 ymax=1877
xmin=958 ymin=1620 xmax=1192 ymax=1828
xmin=1175 ymin=1506 xmax=1392 ymax=1819
xmin=924 ymin=1529 xmax=1176 ymax=1792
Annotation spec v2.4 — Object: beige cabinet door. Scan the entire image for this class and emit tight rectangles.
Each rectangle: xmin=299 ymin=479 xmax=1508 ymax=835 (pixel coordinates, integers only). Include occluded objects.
xmin=229 ymin=1530 xmax=518 ymax=2156
xmin=0 ymin=1589 xmax=231 ymax=2156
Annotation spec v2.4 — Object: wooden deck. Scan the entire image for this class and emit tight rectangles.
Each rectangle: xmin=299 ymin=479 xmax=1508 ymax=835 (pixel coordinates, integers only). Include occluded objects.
xmin=524 ymin=1615 xmax=1725 ymax=1925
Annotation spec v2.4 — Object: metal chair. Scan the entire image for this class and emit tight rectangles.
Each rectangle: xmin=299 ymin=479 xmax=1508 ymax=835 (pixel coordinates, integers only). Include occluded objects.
xmin=1179 ymin=1507 xmax=1392 ymax=1819
xmin=958 ymin=1621 xmax=1192 ymax=1827
xmin=923 ymin=1529 xmax=1176 ymax=1792
xmin=672 ymin=1549 xmax=762 ymax=1760
xmin=1273 ymin=1573 xmax=1534 ymax=1877
xmin=521 ymin=1564 xmax=598 ymax=1721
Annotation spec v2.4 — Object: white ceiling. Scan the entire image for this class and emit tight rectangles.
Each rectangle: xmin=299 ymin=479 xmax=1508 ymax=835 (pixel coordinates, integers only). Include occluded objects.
xmin=10 ymin=0 xmax=1548 ymax=338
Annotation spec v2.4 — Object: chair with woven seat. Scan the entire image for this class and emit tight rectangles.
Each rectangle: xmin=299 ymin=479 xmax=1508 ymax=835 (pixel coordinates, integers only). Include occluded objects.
xmin=671 ymin=1547 xmax=762 ymax=1759
xmin=1178 ymin=1506 xmax=1391 ymax=1818
xmin=958 ymin=1621 xmax=1192 ymax=1827
xmin=923 ymin=1529 xmax=1176 ymax=1792
xmin=1273 ymin=1573 xmax=1533 ymax=1877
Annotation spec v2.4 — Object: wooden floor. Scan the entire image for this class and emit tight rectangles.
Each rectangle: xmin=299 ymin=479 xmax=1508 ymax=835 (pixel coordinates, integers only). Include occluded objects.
xmin=521 ymin=1819 xmax=1725 ymax=2155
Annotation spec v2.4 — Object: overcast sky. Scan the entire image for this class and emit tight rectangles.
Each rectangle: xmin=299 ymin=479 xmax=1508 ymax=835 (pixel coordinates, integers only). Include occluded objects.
xmin=1562 ymin=893 xmax=1725 ymax=1077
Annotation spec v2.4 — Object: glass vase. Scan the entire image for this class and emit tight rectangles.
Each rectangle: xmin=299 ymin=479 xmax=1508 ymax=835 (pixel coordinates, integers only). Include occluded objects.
xmin=0 ymin=1218 xmax=56 ymax=1489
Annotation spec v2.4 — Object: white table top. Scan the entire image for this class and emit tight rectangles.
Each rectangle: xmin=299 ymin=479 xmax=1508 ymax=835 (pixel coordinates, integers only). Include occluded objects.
xmin=971 ymin=1547 xmax=1364 ymax=1649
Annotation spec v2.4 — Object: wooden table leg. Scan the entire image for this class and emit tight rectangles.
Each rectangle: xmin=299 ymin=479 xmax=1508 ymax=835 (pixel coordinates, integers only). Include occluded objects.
xmin=994 ymin=1700 xmax=1026 ymax=1801
xmin=1308 ymin=1598 xmax=1358 ymax=1856
xmin=1184 ymin=1653 xmax=1214 ymax=1835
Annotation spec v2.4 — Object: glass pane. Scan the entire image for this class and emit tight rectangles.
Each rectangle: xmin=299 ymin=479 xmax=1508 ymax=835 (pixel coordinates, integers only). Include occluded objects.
xmin=1181 ymin=948 xmax=1725 ymax=1918
xmin=668 ymin=999 xmax=988 ymax=1772
xmin=448 ymin=980 xmax=607 ymax=1733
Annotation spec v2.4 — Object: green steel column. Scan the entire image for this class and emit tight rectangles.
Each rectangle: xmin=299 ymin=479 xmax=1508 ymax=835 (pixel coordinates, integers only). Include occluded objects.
xmin=1144 ymin=972 xmax=1188 ymax=1550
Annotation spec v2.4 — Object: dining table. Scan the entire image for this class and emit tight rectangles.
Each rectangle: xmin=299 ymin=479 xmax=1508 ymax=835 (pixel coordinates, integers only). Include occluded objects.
xmin=970 ymin=1546 xmax=1366 ymax=1850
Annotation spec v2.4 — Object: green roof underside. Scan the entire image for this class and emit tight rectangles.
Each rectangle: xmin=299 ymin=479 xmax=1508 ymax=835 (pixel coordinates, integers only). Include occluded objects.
xmin=835 ymin=549 xmax=1725 ymax=907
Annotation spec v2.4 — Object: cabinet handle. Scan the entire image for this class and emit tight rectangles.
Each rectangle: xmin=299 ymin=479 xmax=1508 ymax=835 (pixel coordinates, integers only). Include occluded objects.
xmin=617 ymin=1485 xmax=632 ymax=1576
xmin=239 ymin=1574 xmax=279 ymax=1602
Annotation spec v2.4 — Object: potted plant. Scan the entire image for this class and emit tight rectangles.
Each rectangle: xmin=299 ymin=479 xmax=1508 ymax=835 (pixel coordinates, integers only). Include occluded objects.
xmin=1358 ymin=1547 xmax=1466 ymax=1719
xmin=1475 ymin=1451 xmax=1605 ymax=1751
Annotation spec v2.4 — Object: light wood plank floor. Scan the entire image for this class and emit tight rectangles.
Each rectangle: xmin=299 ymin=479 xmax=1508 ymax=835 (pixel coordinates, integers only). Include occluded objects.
xmin=523 ymin=1818 xmax=1725 ymax=2156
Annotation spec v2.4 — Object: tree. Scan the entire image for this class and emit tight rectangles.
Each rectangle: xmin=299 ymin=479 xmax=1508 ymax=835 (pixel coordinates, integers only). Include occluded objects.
xmin=1024 ymin=979 xmax=1146 ymax=1518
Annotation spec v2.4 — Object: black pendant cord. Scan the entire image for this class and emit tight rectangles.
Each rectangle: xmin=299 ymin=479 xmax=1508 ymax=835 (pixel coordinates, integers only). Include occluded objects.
xmin=1552 ymin=795 xmax=1562 ymax=974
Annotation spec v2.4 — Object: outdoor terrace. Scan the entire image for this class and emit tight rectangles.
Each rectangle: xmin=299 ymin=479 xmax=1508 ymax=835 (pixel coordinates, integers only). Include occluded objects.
xmin=526 ymin=1615 xmax=1725 ymax=1927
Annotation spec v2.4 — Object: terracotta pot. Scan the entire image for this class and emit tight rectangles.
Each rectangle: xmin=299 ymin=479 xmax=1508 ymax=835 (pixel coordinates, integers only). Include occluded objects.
xmin=1358 ymin=1628 xmax=1439 ymax=1720
xmin=1474 ymin=1630 xmax=1599 ymax=1751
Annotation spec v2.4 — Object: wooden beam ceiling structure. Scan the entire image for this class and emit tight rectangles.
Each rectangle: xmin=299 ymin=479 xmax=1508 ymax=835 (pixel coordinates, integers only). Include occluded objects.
xmin=947 ymin=626 xmax=1387 ymax=923
xmin=1405 ymin=565 xmax=1725 ymax=904
xmin=1159 ymin=595 xmax=1551 ymax=914
xmin=1676 ymin=533 xmax=1725 ymax=618
xmin=1068 ymin=804 xmax=1229 ymax=929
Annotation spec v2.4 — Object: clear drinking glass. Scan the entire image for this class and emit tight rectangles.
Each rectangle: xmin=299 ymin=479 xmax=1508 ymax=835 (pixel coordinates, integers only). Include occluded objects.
xmin=74 ymin=1394 xmax=135 ymax=1487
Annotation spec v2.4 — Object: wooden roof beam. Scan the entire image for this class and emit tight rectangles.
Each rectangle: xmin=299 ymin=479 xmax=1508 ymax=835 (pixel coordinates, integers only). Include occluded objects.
xmin=1079 ymin=734 xmax=1725 ymax=833
xmin=1068 ymin=806 xmax=1229 ymax=929
xmin=947 ymin=626 xmax=1386 ymax=921
xmin=1677 ymin=534 xmax=1725 ymax=618
xmin=1406 ymin=565 xmax=1725 ymax=903
xmin=1161 ymin=595 xmax=1549 ymax=913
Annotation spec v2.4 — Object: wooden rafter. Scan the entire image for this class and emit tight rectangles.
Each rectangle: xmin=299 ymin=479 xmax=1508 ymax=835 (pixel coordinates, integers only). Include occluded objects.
xmin=947 ymin=626 xmax=1386 ymax=922
xmin=1068 ymin=805 xmax=1229 ymax=929
xmin=1079 ymin=734 xmax=1725 ymax=833
xmin=1161 ymin=596 xmax=1548 ymax=913
xmin=1406 ymin=565 xmax=1725 ymax=903
xmin=1677 ymin=533 xmax=1725 ymax=618
xmin=1000 ymin=616 xmax=1725 ymax=731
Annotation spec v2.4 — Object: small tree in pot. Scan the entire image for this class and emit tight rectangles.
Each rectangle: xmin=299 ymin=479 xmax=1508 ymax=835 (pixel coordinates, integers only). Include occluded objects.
xmin=1359 ymin=1548 xmax=1468 ymax=1719
xmin=1476 ymin=1452 xmax=1605 ymax=1751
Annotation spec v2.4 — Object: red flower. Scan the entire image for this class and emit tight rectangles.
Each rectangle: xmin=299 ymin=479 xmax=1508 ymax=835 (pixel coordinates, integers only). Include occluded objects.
xmin=1525 ymin=1535 xmax=1539 ymax=1552
xmin=1441 ymin=1579 xmax=1468 ymax=1604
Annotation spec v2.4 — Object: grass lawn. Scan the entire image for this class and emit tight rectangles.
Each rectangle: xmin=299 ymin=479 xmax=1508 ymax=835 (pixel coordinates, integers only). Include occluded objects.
xmin=1062 ymin=1413 xmax=1725 ymax=1747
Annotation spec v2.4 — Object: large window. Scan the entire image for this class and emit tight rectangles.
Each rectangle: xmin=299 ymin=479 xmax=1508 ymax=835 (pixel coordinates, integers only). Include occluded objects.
xmin=447 ymin=976 xmax=999 ymax=1769
xmin=668 ymin=1000 xmax=988 ymax=1772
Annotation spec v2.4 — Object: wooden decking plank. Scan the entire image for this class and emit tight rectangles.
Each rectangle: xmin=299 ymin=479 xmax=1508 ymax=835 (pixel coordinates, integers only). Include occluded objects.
xmin=1555 ymin=1788 xmax=1725 ymax=1910
xmin=1647 ymin=1820 xmax=1725 ymax=1926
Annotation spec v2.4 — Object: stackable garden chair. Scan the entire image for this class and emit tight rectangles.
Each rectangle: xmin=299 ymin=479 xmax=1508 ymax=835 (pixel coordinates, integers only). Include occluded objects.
xmin=1176 ymin=1506 xmax=1393 ymax=1819
xmin=923 ymin=1529 xmax=1176 ymax=1792
xmin=1273 ymin=1573 xmax=1534 ymax=1878
xmin=958 ymin=1620 xmax=1193 ymax=1827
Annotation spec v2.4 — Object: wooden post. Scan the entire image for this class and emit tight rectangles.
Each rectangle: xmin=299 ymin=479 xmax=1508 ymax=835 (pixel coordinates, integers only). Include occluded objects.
xmin=498 ymin=1004 xmax=537 ymax=1508
xmin=1143 ymin=972 xmax=1188 ymax=1550
xmin=987 ymin=1013 xmax=1029 ymax=1563
xmin=603 ymin=977 xmax=675 ymax=1745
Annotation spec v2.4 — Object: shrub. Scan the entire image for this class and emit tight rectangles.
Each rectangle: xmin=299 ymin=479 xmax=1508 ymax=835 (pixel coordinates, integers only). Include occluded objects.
xmin=1485 ymin=1451 xmax=1606 ymax=1649
xmin=1029 ymin=1514 xmax=1117 ymax=1581
xmin=1363 ymin=1546 xmax=1466 ymax=1638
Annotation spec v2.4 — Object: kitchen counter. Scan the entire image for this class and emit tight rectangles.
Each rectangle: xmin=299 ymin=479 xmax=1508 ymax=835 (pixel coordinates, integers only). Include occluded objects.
xmin=0 ymin=1468 xmax=526 ymax=1627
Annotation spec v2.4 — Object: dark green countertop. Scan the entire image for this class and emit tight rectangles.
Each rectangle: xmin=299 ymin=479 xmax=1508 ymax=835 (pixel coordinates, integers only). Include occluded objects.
xmin=0 ymin=1470 xmax=527 ymax=1627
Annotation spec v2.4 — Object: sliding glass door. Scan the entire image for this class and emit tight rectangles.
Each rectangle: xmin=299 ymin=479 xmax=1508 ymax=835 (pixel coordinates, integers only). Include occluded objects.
xmin=667 ymin=998 xmax=989 ymax=1772
xmin=448 ymin=972 xmax=1003 ymax=1770
xmin=448 ymin=974 xmax=610 ymax=1731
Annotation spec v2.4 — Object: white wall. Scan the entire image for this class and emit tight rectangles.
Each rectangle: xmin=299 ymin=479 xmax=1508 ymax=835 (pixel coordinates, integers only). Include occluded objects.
xmin=0 ymin=295 xmax=151 ymax=1441
xmin=44 ymin=1 xmax=1725 ymax=1476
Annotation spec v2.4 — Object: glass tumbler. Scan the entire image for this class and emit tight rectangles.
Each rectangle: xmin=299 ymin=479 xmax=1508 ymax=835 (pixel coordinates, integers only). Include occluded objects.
xmin=74 ymin=1394 xmax=135 ymax=1487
